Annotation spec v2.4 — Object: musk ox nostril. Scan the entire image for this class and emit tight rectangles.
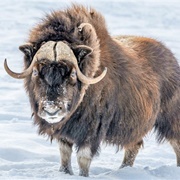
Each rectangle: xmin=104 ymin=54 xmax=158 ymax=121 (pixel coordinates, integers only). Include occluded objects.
xmin=59 ymin=103 xmax=66 ymax=112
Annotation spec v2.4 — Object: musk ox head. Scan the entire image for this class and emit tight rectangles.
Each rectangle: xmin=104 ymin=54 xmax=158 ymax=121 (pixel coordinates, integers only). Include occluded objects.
xmin=4 ymin=24 xmax=107 ymax=124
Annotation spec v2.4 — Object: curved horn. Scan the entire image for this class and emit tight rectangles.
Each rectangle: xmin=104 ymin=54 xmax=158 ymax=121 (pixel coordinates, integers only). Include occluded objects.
xmin=4 ymin=58 xmax=37 ymax=79
xmin=4 ymin=41 xmax=56 ymax=79
xmin=74 ymin=63 xmax=107 ymax=85
xmin=56 ymin=41 xmax=107 ymax=85
xmin=78 ymin=23 xmax=97 ymax=39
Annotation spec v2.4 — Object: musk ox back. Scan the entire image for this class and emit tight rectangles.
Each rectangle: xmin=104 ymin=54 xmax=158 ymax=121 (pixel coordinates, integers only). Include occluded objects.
xmin=4 ymin=5 xmax=180 ymax=177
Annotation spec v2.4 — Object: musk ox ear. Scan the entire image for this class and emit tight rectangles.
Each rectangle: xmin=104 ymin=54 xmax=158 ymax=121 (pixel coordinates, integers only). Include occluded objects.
xmin=73 ymin=45 xmax=93 ymax=62
xmin=19 ymin=43 xmax=34 ymax=58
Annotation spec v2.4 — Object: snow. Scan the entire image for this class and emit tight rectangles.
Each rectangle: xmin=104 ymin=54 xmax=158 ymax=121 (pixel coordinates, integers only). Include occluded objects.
xmin=0 ymin=0 xmax=180 ymax=179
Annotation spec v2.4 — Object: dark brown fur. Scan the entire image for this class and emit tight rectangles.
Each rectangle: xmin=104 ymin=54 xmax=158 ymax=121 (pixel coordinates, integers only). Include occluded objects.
xmin=19 ymin=5 xmax=180 ymax=176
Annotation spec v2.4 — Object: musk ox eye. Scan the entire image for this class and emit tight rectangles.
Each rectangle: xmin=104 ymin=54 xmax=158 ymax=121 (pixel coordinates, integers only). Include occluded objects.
xmin=70 ymin=71 xmax=76 ymax=78
xmin=32 ymin=68 xmax=39 ymax=77
xmin=69 ymin=69 xmax=77 ymax=85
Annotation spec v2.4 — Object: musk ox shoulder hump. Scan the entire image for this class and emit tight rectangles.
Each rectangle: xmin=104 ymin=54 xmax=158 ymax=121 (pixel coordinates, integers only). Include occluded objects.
xmin=29 ymin=5 xmax=109 ymax=49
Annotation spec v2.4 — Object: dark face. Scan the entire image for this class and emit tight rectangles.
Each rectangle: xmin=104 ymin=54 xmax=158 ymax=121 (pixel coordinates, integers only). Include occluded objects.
xmin=33 ymin=60 xmax=80 ymax=124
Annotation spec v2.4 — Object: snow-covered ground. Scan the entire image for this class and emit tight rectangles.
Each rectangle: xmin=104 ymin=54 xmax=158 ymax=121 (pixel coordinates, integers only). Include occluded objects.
xmin=0 ymin=0 xmax=180 ymax=179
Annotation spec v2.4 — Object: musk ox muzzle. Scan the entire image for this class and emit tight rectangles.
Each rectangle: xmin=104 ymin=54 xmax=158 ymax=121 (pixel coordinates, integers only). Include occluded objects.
xmin=38 ymin=99 xmax=69 ymax=124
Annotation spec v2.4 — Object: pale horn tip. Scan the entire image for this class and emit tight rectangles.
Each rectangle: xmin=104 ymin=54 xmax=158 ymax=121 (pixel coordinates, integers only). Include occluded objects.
xmin=4 ymin=58 xmax=24 ymax=79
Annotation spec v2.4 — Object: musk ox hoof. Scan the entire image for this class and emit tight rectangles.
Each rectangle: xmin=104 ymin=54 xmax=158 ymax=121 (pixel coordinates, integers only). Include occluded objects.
xmin=59 ymin=166 xmax=73 ymax=175
xmin=79 ymin=170 xmax=89 ymax=177
xmin=119 ymin=164 xmax=132 ymax=169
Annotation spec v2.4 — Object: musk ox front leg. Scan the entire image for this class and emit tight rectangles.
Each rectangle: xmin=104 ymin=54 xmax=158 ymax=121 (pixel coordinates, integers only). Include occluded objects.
xmin=59 ymin=139 xmax=73 ymax=175
xmin=120 ymin=140 xmax=143 ymax=168
xmin=77 ymin=146 xmax=92 ymax=177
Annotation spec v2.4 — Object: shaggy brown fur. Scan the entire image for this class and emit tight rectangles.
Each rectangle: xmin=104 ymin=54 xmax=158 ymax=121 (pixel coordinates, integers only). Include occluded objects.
xmin=7 ymin=5 xmax=180 ymax=177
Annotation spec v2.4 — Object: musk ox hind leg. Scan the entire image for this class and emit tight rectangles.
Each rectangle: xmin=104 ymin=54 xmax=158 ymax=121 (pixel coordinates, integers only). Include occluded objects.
xmin=120 ymin=140 xmax=143 ymax=168
xmin=59 ymin=139 xmax=73 ymax=175
xmin=170 ymin=140 xmax=180 ymax=166
xmin=77 ymin=146 xmax=92 ymax=177
xmin=154 ymin=87 xmax=180 ymax=166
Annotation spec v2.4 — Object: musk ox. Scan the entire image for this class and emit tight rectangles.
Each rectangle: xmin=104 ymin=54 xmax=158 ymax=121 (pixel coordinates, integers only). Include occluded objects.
xmin=4 ymin=5 xmax=180 ymax=177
